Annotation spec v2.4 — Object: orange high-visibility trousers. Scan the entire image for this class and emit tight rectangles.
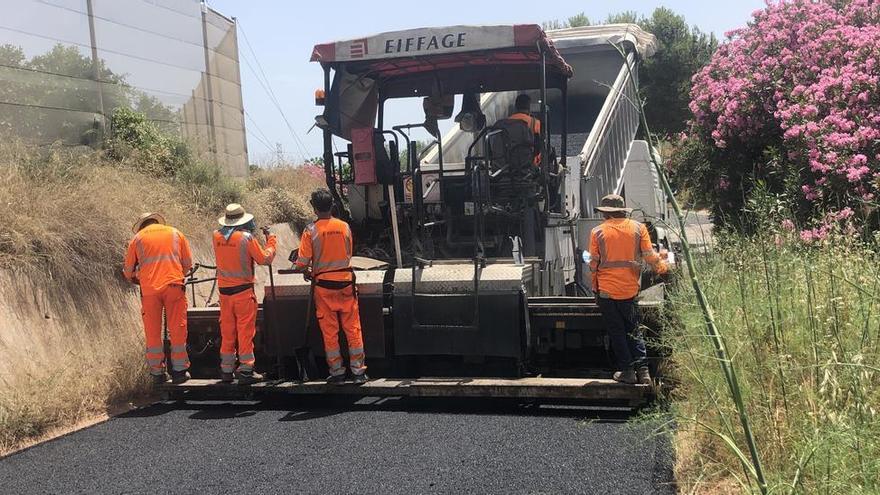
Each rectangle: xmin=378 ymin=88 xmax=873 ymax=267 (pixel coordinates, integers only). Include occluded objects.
xmin=314 ymin=285 xmax=366 ymax=376
xmin=141 ymin=284 xmax=189 ymax=375
xmin=218 ymin=289 xmax=258 ymax=373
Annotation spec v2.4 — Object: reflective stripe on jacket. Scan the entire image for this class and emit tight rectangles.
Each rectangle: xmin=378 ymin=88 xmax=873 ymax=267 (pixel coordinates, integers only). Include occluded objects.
xmin=213 ymin=230 xmax=277 ymax=288
xmin=589 ymin=218 xmax=667 ymax=300
xmin=123 ymin=224 xmax=193 ymax=295
xmin=295 ymin=217 xmax=353 ymax=282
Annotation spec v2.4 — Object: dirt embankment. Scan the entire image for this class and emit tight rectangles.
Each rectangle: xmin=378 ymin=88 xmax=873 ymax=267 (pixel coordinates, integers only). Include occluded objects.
xmin=0 ymin=142 xmax=318 ymax=453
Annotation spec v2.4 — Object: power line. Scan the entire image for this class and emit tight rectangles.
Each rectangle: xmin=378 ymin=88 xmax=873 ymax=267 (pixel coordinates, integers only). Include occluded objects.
xmin=246 ymin=129 xmax=274 ymax=153
xmin=244 ymin=110 xmax=274 ymax=149
xmin=0 ymin=24 xmax=220 ymax=77
xmin=236 ymin=21 xmax=310 ymax=157
xmin=237 ymin=50 xmax=309 ymax=162
xmin=236 ymin=19 xmax=313 ymax=162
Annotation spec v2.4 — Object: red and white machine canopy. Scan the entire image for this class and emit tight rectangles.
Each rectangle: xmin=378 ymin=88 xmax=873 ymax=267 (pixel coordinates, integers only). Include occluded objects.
xmin=310 ymin=24 xmax=573 ymax=79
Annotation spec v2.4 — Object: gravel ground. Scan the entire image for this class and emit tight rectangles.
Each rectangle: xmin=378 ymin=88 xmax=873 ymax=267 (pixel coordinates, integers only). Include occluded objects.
xmin=0 ymin=397 xmax=674 ymax=494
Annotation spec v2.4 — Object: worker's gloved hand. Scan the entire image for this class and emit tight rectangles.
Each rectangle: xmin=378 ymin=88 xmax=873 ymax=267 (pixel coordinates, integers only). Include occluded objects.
xmin=302 ymin=269 xmax=312 ymax=282
xmin=261 ymin=226 xmax=271 ymax=237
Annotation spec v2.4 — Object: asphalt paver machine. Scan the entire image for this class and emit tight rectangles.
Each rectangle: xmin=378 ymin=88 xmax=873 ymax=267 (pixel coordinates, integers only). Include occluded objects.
xmin=173 ymin=25 xmax=666 ymax=406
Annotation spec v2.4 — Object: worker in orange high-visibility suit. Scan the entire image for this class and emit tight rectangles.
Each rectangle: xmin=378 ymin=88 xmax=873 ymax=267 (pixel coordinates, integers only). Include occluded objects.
xmin=294 ymin=189 xmax=367 ymax=385
xmin=589 ymin=194 xmax=668 ymax=385
xmin=123 ymin=213 xmax=193 ymax=385
xmin=214 ymin=203 xmax=277 ymax=385
xmin=508 ymin=93 xmax=542 ymax=165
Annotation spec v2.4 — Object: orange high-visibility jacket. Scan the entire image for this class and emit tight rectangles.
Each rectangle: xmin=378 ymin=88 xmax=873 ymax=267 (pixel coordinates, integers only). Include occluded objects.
xmin=589 ymin=218 xmax=667 ymax=300
xmin=509 ymin=112 xmax=542 ymax=165
xmin=213 ymin=230 xmax=277 ymax=288
xmin=509 ymin=112 xmax=541 ymax=135
xmin=123 ymin=224 xmax=193 ymax=296
xmin=295 ymin=217 xmax=353 ymax=282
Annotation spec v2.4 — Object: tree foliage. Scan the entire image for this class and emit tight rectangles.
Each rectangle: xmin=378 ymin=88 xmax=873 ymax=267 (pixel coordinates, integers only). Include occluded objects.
xmin=107 ymin=106 xmax=240 ymax=211
xmin=543 ymin=12 xmax=591 ymax=30
xmin=639 ymin=8 xmax=718 ymax=136
xmin=675 ymin=0 xmax=880 ymax=233
xmin=0 ymin=43 xmax=178 ymax=145
xmin=543 ymin=9 xmax=717 ymax=136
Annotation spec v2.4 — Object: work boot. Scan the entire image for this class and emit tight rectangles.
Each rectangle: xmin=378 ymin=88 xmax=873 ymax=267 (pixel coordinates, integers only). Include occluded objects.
xmin=151 ymin=373 xmax=169 ymax=386
xmin=326 ymin=374 xmax=347 ymax=386
xmin=351 ymin=373 xmax=369 ymax=385
xmin=637 ymin=366 xmax=652 ymax=385
xmin=220 ymin=372 xmax=234 ymax=384
xmin=612 ymin=369 xmax=637 ymax=384
xmin=235 ymin=370 xmax=263 ymax=385
xmin=171 ymin=370 xmax=191 ymax=384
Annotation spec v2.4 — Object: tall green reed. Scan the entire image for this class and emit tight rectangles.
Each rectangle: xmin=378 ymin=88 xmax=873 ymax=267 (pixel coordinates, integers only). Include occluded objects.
xmin=613 ymin=42 xmax=769 ymax=493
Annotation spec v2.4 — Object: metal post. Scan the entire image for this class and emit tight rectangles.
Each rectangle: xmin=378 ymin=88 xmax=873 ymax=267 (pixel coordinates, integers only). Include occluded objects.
xmin=540 ymin=49 xmax=551 ymax=214
xmin=561 ymin=81 xmax=568 ymax=172
xmin=388 ymin=184 xmax=403 ymax=267
xmin=85 ymin=0 xmax=106 ymax=142
xmin=200 ymin=2 xmax=218 ymax=159
xmin=230 ymin=16 xmax=248 ymax=173
xmin=377 ymin=94 xmax=384 ymax=130
xmin=560 ymin=81 xmax=568 ymax=215
xmin=540 ymin=49 xmax=549 ymax=169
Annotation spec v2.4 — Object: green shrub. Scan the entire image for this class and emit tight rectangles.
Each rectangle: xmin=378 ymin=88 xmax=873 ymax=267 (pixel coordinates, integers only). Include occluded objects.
xmin=105 ymin=107 xmax=241 ymax=212
xmin=107 ymin=107 xmax=192 ymax=178
xmin=174 ymin=160 xmax=242 ymax=213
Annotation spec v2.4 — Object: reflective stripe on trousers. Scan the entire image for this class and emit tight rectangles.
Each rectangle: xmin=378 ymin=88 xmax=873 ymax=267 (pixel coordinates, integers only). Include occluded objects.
xmin=314 ymin=285 xmax=366 ymax=376
xmin=325 ymin=349 xmax=344 ymax=376
xmin=141 ymin=285 xmax=189 ymax=374
xmin=348 ymin=346 xmax=366 ymax=375
xmin=219 ymin=289 xmax=258 ymax=373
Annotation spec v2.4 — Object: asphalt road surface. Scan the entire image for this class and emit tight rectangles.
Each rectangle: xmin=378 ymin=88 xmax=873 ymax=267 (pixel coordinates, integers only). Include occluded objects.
xmin=0 ymin=397 xmax=674 ymax=494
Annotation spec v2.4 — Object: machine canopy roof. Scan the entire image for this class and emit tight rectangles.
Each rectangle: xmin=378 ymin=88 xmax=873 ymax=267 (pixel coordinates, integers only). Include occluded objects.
xmin=311 ymin=25 xmax=572 ymax=140
xmin=310 ymin=24 xmax=573 ymax=84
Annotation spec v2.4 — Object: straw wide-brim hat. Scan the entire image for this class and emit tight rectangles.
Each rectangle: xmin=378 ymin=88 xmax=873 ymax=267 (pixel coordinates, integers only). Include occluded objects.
xmin=218 ymin=203 xmax=254 ymax=227
xmin=594 ymin=194 xmax=633 ymax=213
xmin=132 ymin=212 xmax=165 ymax=233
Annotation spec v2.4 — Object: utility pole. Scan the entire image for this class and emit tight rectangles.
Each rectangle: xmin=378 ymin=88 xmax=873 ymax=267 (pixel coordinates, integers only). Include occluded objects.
xmin=275 ymin=142 xmax=284 ymax=167
xmin=85 ymin=0 xmax=106 ymax=145
xmin=200 ymin=1 xmax=218 ymax=161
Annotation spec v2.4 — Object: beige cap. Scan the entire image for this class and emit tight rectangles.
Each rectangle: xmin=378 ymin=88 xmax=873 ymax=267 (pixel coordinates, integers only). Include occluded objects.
xmin=132 ymin=212 xmax=165 ymax=233
xmin=218 ymin=203 xmax=254 ymax=227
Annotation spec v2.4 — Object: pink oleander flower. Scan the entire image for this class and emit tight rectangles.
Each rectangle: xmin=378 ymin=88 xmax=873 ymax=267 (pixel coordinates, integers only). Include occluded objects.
xmin=682 ymin=0 xmax=880 ymax=229
xmin=836 ymin=207 xmax=855 ymax=220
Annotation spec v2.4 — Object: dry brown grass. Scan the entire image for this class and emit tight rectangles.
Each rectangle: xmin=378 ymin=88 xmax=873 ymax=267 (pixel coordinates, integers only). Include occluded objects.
xmin=0 ymin=140 xmax=330 ymax=455
xmin=0 ymin=142 xmax=318 ymax=452
xmin=244 ymin=164 xmax=324 ymax=232
xmin=0 ymin=275 xmax=148 ymax=453
xmin=0 ymin=141 xmax=214 ymax=281
xmin=0 ymin=141 xmax=213 ymax=452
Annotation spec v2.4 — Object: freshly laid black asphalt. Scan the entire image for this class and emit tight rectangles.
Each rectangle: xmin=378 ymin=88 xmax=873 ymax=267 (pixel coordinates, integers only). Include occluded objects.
xmin=0 ymin=396 xmax=674 ymax=494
